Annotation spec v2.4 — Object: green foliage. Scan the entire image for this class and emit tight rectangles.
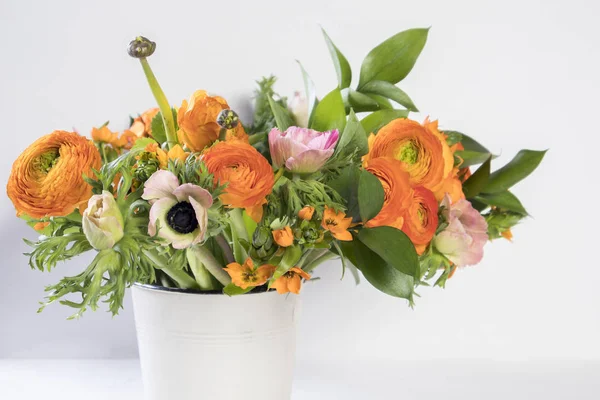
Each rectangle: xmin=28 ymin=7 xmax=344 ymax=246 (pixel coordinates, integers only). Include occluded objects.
xmin=327 ymin=166 xmax=362 ymax=222
xmin=278 ymin=178 xmax=345 ymax=220
xmin=335 ymin=110 xmax=369 ymax=159
xmin=357 ymin=28 xmax=429 ymax=89
xmin=322 ymin=28 xmax=352 ymax=89
xmin=358 ymin=170 xmax=385 ymax=223
xmin=449 ymin=131 xmax=496 ymax=168
xmin=223 ymin=283 xmax=253 ymax=296
xmin=361 ymin=109 xmax=408 ymax=134
xmin=485 ymin=209 xmax=526 ymax=240
xmin=357 ymin=226 xmax=419 ymax=278
xmin=476 ymin=191 xmax=528 ymax=215
xmin=358 ymin=80 xmax=418 ymax=112
xmin=462 ymin=157 xmax=491 ymax=199
xmin=346 ymin=89 xmax=385 ymax=113
xmin=483 ymin=150 xmax=547 ymax=193
xmin=297 ymin=61 xmax=318 ymax=126
xmin=340 ymin=239 xmax=414 ymax=303
xmin=248 ymin=76 xmax=290 ymax=134
xmin=150 ymin=108 xmax=178 ymax=145
xmin=268 ymin=96 xmax=294 ymax=131
xmin=310 ymin=88 xmax=346 ymax=132
xmin=272 ymin=245 xmax=303 ymax=281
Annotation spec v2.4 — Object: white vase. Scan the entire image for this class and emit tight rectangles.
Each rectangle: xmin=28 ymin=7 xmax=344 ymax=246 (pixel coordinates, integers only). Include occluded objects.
xmin=131 ymin=283 xmax=299 ymax=400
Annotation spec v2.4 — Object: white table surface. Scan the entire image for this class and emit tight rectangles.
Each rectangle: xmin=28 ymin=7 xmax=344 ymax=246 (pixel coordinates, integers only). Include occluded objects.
xmin=1 ymin=359 xmax=598 ymax=399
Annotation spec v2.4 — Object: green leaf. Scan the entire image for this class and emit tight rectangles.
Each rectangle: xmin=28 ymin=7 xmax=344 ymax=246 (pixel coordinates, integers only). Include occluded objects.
xmin=476 ymin=191 xmax=528 ymax=215
xmin=297 ymin=61 xmax=318 ymax=126
xmin=443 ymin=130 xmax=463 ymax=146
xmin=149 ymin=108 xmax=177 ymax=145
xmin=360 ymin=109 xmax=408 ymax=134
xmin=358 ymin=170 xmax=385 ymax=222
xmin=327 ymin=166 xmax=361 ymax=222
xmin=310 ymin=88 xmax=346 ymax=132
xmin=483 ymin=150 xmax=547 ymax=194
xmin=347 ymin=89 xmax=382 ymax=113
xmin=272 ymin=245 xmax=302 ymax=280
xmin=340 ymin=240 xmax=413 ymax=300
xmin=131 ymin=137 xmax=157 ymax=151
xmin=336 ymin=110 xmax=369 ymax=157
xmin=267 ymin=96 xmax=295 ymax=131
xmin=462 ymin=157 xmax=491 ymax=199
xmin=358 ymin=226 xmax=419 ymax=278
xmin=358 ymin=28 xmax=429 ymax=89
xmin=460 ymin=133 xmax=491 ymax=153
xmin=363 ymin=94 xmax=393 ymax=110
xmin=359 ymin=80 xmax=418 ymax=112
xmin=455 ymin=150 xmax=494 ymax=168
xmin=223 ymin=283 xmax=253 ymax=296
xmin=322 ymin=28 xmax=352 ymax=89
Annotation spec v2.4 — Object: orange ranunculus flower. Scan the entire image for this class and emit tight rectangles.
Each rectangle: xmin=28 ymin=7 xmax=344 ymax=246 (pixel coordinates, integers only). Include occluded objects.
xmin=271 ymin=267 xmax=311 ymax=294
xmin=434 ymin=168 xmax=465 ymax=203
xmin=321 ymin=206 xmax=353 ymax=241
xmin=177 ymin=90 xmax=247 ymax=152
xmin=273 ymin=226 xmax=294 ymax=247
xmin=7 ymin=130 xmax=102 ymax=219
xmin=402 ymin=186 xmax=439 ymax=255
xmin=364 ymin=118 xmax=453 ymax=193
xmin=224 ymin=258 xmax=275 ymax=289
xmin=130 ymin=108 xmax=159 ymax=138
xmin=298 ymin=206 xmax=315 ymax=221
xmin=203 ymin=141 xmax=274 ymax=222
xmin=364 ymin=157 xmax=413 ymax=229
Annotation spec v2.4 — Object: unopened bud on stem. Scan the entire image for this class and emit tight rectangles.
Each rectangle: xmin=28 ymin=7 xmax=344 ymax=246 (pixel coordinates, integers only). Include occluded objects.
xmin=127 ymin=36 xmax=156 ymax=58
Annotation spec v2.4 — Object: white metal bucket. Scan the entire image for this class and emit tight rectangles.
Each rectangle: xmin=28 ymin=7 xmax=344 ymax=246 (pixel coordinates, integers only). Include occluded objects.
xmin=132 ymin=284 xmax=299 ymax=400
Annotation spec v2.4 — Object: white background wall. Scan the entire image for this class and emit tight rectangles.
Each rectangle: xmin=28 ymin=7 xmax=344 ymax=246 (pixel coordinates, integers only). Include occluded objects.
xmin=1 ymin=0 xmax=598 ymax=362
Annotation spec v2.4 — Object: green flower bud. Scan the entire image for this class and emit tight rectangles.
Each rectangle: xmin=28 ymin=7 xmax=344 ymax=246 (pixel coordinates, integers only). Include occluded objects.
xmin=252 ymin=225 xmax=271 ymax=248
xmin=127 ymin=36 xmax=156 ymax=58
xmin=216 ymin=109 xmax=240 ymax=130
xmin=133 ymin=152 xmax=161 ymax=182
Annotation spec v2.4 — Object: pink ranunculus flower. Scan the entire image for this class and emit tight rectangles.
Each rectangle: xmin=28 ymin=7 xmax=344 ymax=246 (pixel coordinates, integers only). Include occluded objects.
xmin=433 ymin=195 xmax=488 ymax=267
xmin=142 ymin=170 xmax=213 ymax=249
xmin=268 ymin=126 xmax=339 ymax=173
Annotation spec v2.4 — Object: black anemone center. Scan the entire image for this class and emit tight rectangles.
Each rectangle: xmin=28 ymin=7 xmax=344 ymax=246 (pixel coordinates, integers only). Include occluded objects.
xmin=166 ymin=202 xmax=198 ymax=234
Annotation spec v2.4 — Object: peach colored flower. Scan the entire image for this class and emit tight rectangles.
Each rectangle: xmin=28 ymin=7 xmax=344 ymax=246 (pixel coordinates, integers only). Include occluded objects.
xmin=321 ymin=206 xmax=353 ymax=241
xmin=271 ymin=267 xmax=311 ymax=294
xmin=224 ymin=259 xmax=275 ymax=289
xmin=298 ymin=206 xmax=315 ymax=221
xmin=273 ymin=226 xmax=294 ymax=247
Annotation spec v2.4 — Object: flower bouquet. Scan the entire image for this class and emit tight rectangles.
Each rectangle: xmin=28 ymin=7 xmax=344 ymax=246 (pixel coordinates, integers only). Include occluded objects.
xmin=7 ymin=28 xmax=545 ymax=399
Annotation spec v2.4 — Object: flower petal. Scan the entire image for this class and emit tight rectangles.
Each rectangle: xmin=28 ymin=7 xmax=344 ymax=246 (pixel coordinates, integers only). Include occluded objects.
xmin=148 ymin=197 xmax=177 ymax=237
xmin=172 ymin=183 xmax=214 ymax=208
xmin=285 ymin=149 xmax=334 ymax=173
xmin=142 ymin=170 xmax=180 ymax=203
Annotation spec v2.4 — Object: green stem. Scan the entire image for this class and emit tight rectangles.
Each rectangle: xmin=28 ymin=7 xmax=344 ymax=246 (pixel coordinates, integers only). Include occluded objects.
xmin=142 ymin=249 xmax=199 ymax=289
xmin=303 ymin=251 xmax=338 ymax=274
xmin=190 ymin=245 xmax=232 ymax=286
xmin=249 ymin=132 xmax=267 ymax=145
xmin=218 ymin=127 xmax=227 ymax=142
xmin=186 ymin=248 xmax=215 ymax=290
xmin=216 ymin=234 xmax=235 ymax=264
xmin=139 ymin=58 xmax=178 ymax=150
xmin=228 ymin=208 xmax=249 ymax=263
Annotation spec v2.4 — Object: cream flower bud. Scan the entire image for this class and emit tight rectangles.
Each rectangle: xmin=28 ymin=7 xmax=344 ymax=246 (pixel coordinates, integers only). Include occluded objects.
xmin=82 ymin=191 xmax=125 ymax=250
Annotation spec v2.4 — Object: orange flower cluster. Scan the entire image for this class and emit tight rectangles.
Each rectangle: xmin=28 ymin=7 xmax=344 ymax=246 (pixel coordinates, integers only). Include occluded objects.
xmin=203 ymin=141 xmax=274 ymax=222
xmin=7 ymin=130 xmax=101 ymax=219
xmin=91 ymin=126 xmax=139 ymax=150
xmin=177 ymin=90 xmax=248 ymax=152
xmin=364 ymin=118 xmax=465 ymax=254
xmin=225 ymin=259 xmax=311 ymax=294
